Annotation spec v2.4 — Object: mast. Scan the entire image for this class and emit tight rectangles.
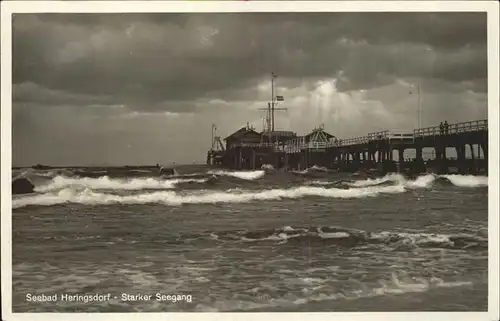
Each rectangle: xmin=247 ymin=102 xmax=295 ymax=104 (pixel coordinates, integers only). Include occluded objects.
xmin=272 ymin=72 xmax=276 ymax=132
xmin=259 ymin=72 xmax=285 ymax=144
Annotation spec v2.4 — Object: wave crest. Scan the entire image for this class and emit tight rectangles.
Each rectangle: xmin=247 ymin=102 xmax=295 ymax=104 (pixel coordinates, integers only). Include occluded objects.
xmin=34 ymin=175 xmax=207 ymax=192
xmin=208 ymin=170 xmax=265 ymax=180
xmin=13 ymin=183 xmax=406 ymax=209
xmin=441 ymin=174 xmax=488 ymax=187
xmin=346 ymin=173 xmax=486 ymax=189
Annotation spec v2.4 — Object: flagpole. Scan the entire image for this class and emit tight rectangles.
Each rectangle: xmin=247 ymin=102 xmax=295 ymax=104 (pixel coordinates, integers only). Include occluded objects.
xmin=271 ymin=72 xmax=275 ymax=132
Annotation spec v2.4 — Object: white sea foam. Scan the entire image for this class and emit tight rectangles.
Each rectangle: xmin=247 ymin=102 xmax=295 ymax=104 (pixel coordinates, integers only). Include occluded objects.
xmin=369 ymin=231 xmax=459 ymax=247
xmin=34 ymin=175 xmax=207 ymax=192
xmin=441 ymin=174 xmax=488 ymax=187
xmin=208 ymin=170 xmax=265 ymax=180
xmin=348 ymin=173 xmax=486 ymax=189
xmin=261 ymin=164 xmax=275 ymax=171
xmin=404 ymin=174 xmax=437 ymax=189
xmin=347 ymin=173 xmax=406 ymax=187
xmin=309 ymin=165 xmax=328 ymax=172
xmin=292 ymin=165 xmax=329 ymax=174
xmin=307 ymin=180 xmax=333 ymax=186
xmin=192 ymin=271 xmax=474 ymax=312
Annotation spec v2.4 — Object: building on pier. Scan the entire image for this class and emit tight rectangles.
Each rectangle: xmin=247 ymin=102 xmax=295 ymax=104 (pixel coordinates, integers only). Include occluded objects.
xmin=223 ymin=124 xmax=262 ymax=150
xmin=212 ymin=123 xmax=298 ymax=170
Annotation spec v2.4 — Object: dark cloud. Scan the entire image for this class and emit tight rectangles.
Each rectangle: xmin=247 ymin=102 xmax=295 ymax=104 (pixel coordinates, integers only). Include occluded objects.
xmin=13 ymin=12 xmax=487 ymax=111
xmin=13 ymin=82 xmax=115 ymax=107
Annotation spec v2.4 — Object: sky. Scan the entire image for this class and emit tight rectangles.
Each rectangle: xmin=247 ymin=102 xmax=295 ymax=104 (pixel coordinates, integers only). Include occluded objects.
xmin=11 ymin=12 xmax=488 ymax=166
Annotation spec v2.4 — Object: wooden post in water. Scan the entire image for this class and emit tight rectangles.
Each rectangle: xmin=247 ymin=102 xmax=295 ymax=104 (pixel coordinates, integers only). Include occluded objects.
xmin=398 ymin=148 xmax=405 ymax=173
xmin=455 ymin=143 xmax=466 ymax=174
xmin=251 ymin=149 xmax=256 ymax=170
xmin=481 ymin=143 xmax=488 ymax=173
xmin=469 ymin=144 xmax=476 ymax=174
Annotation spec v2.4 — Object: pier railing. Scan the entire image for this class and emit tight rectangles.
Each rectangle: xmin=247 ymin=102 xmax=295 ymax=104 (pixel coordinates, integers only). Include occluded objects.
xmin=414 ymin=120 xmax=487 ymax=137
xmin=233 ymin=143 xmax=275 ymax=148
xmin=305 ymin=142 xmax=328 ymax=149
xmin=336 ymin=136 xmax=370 ymax=146
xmin=367 ymin=131 xmax=390 ymax=140
xmin=389 ymin=133 xmax=414 ymax=139
xmin=326 ymin=132 xmax=414 ymax=147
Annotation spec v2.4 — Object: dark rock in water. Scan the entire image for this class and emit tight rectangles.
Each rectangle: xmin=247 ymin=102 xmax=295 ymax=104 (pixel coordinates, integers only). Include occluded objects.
xmin=12 ymin=178 xmax=35 ymax=194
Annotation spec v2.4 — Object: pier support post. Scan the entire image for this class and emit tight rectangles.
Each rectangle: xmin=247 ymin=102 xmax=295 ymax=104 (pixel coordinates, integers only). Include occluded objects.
xmin=469 ymin=144 xmax=476 ymax=174
xmin=416 ymin=146 xmax=423 ymax=162
xmin=435 ymin=142 xmax=448 ymax=174
xmin=238 ymin=148 xmax=242 ymax=170
xmin=387 ymin=147 xmax=393 ymax=161
xmin=480 ymin=143 xmax=488 ymax=173
xmin=353 ymin=151 xmax=361 ymax=170
xmin=251 ymin=149 xmax=256 ymax=170
xmin=455 ymin=144 xmax=466 ymax=174
xmin=398 ymin=148 xmax=404 ymax=172
xmin=434 ymin=146 xmax=441 ymax=172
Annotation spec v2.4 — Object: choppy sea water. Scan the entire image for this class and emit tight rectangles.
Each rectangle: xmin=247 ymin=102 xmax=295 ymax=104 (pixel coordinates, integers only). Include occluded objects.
xmin=12 ymin=165 xmax=488 ymax=312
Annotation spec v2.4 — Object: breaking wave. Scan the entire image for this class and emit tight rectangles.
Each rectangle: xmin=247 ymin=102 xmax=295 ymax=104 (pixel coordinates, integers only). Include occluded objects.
xmin=441 ymin=174 xmax=488 ymax=187
xmin=34 ymin=175 xmax=207 ymax=193
xmin=347 ymin=173 xmax=406 ymax=187
xmin=208 ymin=170 xmax=265 ymax=180
xmin=208 ymin=225 xmax=487 ymax=250
xmin=13 ymin=184 xmax=405 ymax=209
xmin=12 ymin=173 xmax=487 ymax=209
xmin=292 ymin=165 xmax=330 ymax=174
xmin=345 ymin=173 xmax=487 ymax=189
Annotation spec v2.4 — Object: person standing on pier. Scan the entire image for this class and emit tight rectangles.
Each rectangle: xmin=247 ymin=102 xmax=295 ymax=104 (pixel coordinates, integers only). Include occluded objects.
xmin=439 ymin=122 xmax=444 ymax=135
xmin=444 ymin=121 xmax=449 ymax=135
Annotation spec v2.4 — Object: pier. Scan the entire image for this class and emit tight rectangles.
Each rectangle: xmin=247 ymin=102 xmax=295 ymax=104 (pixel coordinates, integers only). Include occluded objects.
xmin=206 ymin=73 xmax=487 ymax=175
xmin=207 ymin=119 xmax=488 ymax=175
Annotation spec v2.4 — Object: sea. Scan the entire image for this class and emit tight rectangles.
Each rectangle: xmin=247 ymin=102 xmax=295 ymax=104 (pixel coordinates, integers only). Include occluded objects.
xmin=11 ymin=164 xmax=489 ymax=312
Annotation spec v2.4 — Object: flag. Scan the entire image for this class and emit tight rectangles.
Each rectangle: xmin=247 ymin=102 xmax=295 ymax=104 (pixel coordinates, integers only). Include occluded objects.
xmin=276 ymin=95 xmax=284 ymax=101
